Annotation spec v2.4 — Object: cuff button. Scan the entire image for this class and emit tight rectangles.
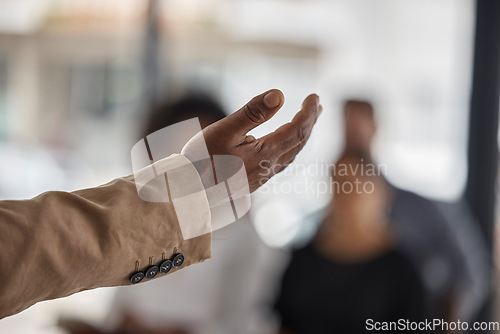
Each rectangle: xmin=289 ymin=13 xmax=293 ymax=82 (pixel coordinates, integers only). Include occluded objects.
xmin=172 ymin=253 xmax=184 ymax=268
xmin=145 ymin=265 xmax=159 ymax=279
xmin=159 ymin=259 xmax=173 ymax=274
xmin=130 ymin=272 xmax=145 ymax=284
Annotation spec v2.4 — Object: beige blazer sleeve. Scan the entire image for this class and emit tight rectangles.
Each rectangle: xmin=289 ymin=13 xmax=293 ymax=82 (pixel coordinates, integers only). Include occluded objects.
xmin=0 ymin=154 xmax=212 ymax=319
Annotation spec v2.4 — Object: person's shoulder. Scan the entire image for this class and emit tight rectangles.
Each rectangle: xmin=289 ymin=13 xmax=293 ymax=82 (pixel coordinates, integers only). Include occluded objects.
xmin=393 ymin=186 xmax=435 ymax=207
xmin=391 ymin=186 xmax=444 ymax=222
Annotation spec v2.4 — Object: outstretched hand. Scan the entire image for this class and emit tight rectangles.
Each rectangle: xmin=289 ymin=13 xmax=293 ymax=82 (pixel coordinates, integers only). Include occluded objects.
xmin=201 ymin=89 xmax=322 ymax=192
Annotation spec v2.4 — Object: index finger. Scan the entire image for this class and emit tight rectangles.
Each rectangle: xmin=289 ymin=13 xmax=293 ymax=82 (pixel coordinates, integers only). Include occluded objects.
xmin=219 ymin=89 xmax=285 ymax=141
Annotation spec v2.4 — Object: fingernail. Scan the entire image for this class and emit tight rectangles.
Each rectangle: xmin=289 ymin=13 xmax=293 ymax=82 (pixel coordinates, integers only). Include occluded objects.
xmin=264 ymin=91 xmax=280 ymax=108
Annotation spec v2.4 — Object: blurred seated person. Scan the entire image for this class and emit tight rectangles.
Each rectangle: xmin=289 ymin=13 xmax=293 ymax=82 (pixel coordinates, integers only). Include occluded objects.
xmin=338 ymin=99 xmax=488 ymax=322
xmin=274 ymin=154 xmax=430 ymax=334
xmin=273 ymin=99 xmax=488 ymax=333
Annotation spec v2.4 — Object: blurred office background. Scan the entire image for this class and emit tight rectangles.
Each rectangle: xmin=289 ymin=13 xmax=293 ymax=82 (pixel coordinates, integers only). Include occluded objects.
xmin=0 ymin=0 xmax=498 ymax=333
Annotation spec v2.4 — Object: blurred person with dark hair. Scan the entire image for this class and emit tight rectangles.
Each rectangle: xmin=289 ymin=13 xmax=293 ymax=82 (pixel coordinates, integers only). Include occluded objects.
xmin=274 ymin=99 xmax=489 ymax=333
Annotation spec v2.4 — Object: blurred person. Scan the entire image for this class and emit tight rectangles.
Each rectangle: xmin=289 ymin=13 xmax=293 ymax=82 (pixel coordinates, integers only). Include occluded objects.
xmin=274 ymin=99 xmax=488 ymax=333
xmin=0 ymin=89 xmax=323 ymax=319
xmin=274 ymin=155 xmax=430 ymax=334
xmin=339 ymin=99 xmax=488 ymax=322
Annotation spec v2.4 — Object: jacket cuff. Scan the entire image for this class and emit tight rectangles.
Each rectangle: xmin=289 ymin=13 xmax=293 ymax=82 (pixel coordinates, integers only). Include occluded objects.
xmin=133 ymin=153 xmax=212 ymax=240
xmin=123 ymin=153 xmax=212 ymax=286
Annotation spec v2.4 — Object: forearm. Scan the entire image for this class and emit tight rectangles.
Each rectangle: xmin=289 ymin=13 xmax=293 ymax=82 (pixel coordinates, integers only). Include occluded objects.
xmin=0 ymin=157 xmax=211 ymax=319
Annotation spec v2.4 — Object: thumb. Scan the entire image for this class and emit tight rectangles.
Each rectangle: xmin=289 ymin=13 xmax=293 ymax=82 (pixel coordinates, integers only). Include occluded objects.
xmin=220 ymin=89 xmax=285 ymax=140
